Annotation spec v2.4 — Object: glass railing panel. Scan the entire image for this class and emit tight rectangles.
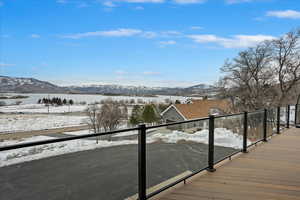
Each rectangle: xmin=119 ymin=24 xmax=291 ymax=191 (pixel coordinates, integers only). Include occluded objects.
xmin=247 ymin=111 xmax=264 ymax=144
xmin=267 ymin=108 xmax=277 ymax=137
xmin=0 ymin=130 xmax=139 ymax=200
xmin=145 ymin=119 xmax=209 ymax=196
xmin=296 ymin=105 xmax=300 ymax=125
xmin=214 ymin=114 xmax=244 ymax=163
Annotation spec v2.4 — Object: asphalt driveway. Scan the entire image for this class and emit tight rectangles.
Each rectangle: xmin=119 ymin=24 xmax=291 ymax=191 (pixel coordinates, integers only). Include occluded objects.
xmin=0 ymin=143 xmax=236 ymax=200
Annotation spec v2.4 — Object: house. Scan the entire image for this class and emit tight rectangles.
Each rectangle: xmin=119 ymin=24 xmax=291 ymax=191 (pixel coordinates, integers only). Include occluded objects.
xmin=161 ymin=99 xmax=231 ymax=131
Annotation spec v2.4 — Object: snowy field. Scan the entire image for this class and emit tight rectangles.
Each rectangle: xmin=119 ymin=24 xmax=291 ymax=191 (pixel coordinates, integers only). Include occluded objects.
xmin=1 ymin=93 xmax=196 ymax=105
xmin=0 ymin=114 xmax=88 ymax=133
xmin=0 ymin=104 xmax=87 ymax=114
xmin=0 ymin=128 xmax=245 ymax=167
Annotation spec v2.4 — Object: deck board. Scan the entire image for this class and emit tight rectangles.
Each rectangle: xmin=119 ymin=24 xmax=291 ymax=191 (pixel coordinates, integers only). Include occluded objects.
xmin=157 ymin=128 xmax=300 ymax=200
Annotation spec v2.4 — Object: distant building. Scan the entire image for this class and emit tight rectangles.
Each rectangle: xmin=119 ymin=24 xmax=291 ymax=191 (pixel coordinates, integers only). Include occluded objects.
xmin=161 ymin=99 xmax=231 ymax=131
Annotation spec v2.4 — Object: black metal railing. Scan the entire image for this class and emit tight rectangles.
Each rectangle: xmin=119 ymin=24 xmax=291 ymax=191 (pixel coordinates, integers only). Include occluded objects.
xmin=0 ymin=104 xmax=297 ymax=200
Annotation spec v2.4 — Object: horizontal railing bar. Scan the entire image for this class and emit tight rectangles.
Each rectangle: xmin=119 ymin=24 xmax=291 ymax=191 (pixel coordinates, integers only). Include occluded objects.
xmin=247 ymin=109 xmax=265 ymax=115
xmin=213 ymin=112 xmax=244 ymax=119
xmin=146 ymin=117 xmax=209 ymax=130
xmin=0 ymin=127 xmax=140 ymax=152
xmin=214 ymin=150 xmax=242 ymax=165
xmin=247 ymin=139 xmax=264 ymax=148
xmin=146 ymin=166 xmax=209 ymax=199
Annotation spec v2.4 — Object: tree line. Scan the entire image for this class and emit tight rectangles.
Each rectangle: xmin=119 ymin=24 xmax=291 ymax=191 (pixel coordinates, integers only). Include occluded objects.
xmin=38 ymin=97 xmax=74 ymax=106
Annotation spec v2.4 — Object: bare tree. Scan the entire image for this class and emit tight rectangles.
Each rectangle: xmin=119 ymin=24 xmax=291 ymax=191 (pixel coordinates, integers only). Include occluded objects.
xmin=86 ymin=104 xmax=101 ymax=134
xmin=219 ymin=28 xmax=300 ymax=111
xmin=86 ymin=101 xmax=126 ymax=142
xmin=219 ymin=42 xmax=275 ymax=111
xmin=270 ymin=29 xmax=300 ymax=105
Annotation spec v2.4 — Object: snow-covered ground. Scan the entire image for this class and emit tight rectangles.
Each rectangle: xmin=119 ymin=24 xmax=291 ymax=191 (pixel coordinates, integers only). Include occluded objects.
xmin=0 ymin=136 xmax=137 ymax=167
xmin=1 ymin=93 xmax=196 ymax=105
xmin=0 ymin=114 xmax=88 ymax=133
xmin=150 ymin=128 xmax=249 ymax=149
xmin=0 ymin=104 xmax=87 ymax=114
xmin=0 ymin=128 xmax=245 ymax=167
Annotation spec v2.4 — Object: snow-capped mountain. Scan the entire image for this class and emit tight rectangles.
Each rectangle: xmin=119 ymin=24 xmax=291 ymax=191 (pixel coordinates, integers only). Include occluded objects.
xmin=0 ymin=76 xmax=218 ymax=95
xmin=0 ymin=76 xmax=68 ymax=93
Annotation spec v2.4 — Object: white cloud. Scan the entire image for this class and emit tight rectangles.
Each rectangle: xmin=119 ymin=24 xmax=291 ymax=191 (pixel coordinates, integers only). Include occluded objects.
xmin=188 ymin=34 xmax=276 ymax=48
xmin=142 ymin=31 xmax=157 ymax=38
xmin=61 ymin=29 xmax=184 ymax=40
xmin=143 ymin=71 xmax=161 ymax=75
xmin=0 ymin=63 xmax=15 ymax=67
xmin=160 ymin=31 xmax=182 ymax=38
xmin=266 ymin=10 xmax=300 ymax=19
xmin=173 ymin=0 xmax=205 ymax=4
xmin=159 ymin=40 xmax=177 ymax=45
xmin=62 ymin=29 xmax=143 ymax=39
xmin=30 ymin=34 xmax=41 ymax=38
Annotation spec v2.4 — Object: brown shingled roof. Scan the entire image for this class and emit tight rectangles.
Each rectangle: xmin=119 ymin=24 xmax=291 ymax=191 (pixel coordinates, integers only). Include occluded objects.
xmin=174 ymin=99 xmax=231 ymax=120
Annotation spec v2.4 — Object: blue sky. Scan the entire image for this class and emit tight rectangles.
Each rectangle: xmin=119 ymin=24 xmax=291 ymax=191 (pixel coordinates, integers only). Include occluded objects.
xmin=0 ymin=0 xmax=299 ymax=87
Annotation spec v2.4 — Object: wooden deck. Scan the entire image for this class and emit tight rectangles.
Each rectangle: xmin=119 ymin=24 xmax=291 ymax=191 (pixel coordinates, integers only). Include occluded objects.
xmin=157 ymin=127 xmax=300 ymax=200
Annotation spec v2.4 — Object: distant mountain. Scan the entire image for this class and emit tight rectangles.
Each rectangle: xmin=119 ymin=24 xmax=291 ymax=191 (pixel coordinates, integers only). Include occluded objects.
xmin=0 ymin=76 xmax=219 ymax=96
xmin=185 ymin=84 xmax=219 ymax=95
xmin=0 ymin=76 xmax=69 ymax=93
xmin=188 ymin=84 xmax=212 ymax=90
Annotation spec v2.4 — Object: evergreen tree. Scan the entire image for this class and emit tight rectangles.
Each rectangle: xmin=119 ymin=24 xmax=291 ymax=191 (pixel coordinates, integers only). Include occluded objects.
xmin=129 ymin=105 xmax=142 ymax=125
xmin=57 ymin=98 xmax=62 ymax=106
xmin=69 ymin=99 xmax=74 ymax=105
xmin=63 ymin=99 xmax=67 ymax=105
xmin=142 ymin=104 xmax=159 ymax=124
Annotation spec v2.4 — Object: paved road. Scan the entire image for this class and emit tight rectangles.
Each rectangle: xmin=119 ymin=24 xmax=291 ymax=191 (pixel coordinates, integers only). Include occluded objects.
xmin=0 ymin=143 xmax=236 ymax=200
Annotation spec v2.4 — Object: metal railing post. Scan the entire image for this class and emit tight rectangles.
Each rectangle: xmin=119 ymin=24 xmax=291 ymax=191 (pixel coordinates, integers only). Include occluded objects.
xmin=295 ymin=104 xmax=298 ymax=126
xmin=263 ymin=109 xmax=267 ymax=142
xmin=286 ymin=105 xmax=290 ymax=128
xmin=243 ymin=111 xmax=248 ymax=153
xmin=138 ymin=124 xmax=147 ymax=200
xmin=207 ymin=115 xmax=216 ymax=172
xmin=277 ymin=107 xmax=280 ymax=134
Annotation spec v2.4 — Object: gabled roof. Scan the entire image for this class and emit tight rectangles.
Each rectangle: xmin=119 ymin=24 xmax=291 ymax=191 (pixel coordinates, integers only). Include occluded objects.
xmin=160 ymin=104 xmax=188 ymax=120
xmin=163 ymin=99 xmax=231 ymax=120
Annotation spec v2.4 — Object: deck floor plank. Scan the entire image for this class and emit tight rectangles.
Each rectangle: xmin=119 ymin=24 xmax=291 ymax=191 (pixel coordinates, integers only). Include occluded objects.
xmin=158 ymin=128 xmax=300 ymax=200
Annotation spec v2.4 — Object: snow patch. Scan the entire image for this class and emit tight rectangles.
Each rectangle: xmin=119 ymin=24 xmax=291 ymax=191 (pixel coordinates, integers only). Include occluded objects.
xmin=0 ymin=104 xmax=87 ymax=113
xmin=0 ymin=136 xmax=137 ymax=167
xmin=0 ymin=128 xmax=244 ymax=167
xmin=150 ymin=128 xmax=249 ymax=149
xmin=0 ymin=115 xmax=88 ymax=133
